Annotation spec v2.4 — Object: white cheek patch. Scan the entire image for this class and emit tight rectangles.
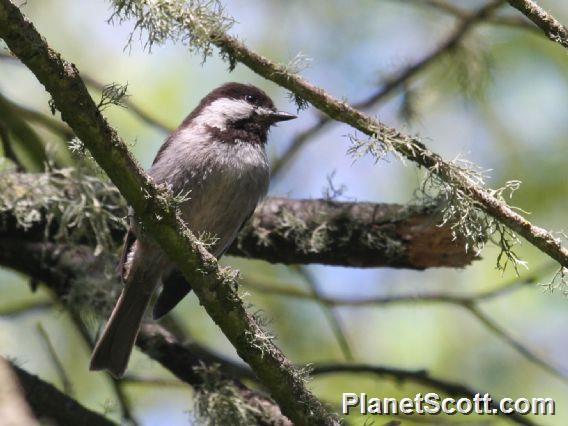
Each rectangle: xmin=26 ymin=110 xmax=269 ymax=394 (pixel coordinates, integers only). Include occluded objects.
xmin=193 ymin=98 xmax=255 ymax=131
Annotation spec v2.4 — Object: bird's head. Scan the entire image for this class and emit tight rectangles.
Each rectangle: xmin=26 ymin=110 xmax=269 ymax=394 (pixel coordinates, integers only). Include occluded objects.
xmin=185 ymin=82 xmax=296 ymax=143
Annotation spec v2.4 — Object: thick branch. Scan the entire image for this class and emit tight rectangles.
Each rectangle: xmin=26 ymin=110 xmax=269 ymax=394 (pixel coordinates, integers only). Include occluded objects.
xmin=506 ymin=0 xmax=568 ymax=48
xmin=0 ymin=3 xmax=335 ymax=424
xmin=1 ymin=172 xmax=478 ymax=269
xmin=232 ymin=197 xmax=477 ymax=268
xmin=2 ymin=357 xmax=116 ymax=426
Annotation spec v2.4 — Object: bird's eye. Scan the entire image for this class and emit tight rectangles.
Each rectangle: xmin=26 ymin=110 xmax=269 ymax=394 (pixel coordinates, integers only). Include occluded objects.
xmin=245 ymin=94 xmax=256 ymax=104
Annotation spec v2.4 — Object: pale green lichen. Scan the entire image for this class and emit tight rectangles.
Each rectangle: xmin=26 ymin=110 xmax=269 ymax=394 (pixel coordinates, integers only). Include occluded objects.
xmin=348 ymin=132 xmax=528 ymax=274
xmin=347 ymin=131 xmax=402 ymax=165
xmin=192 ymin=364 xmax=263 ymax=426
xmin=97 ymin=82 xmax=130 ymax=110
xmin=64 ymin=257 xmax=122 ymax=320
xmin=416 ymin=156 xmax=526 ymax=273
xmin=541 ymin=266 xmax=568 ymax=296
xmin=110 ymin=0 xmax=235 ymax=60
xmin=0 ymin=168 xmax=127 ymax=256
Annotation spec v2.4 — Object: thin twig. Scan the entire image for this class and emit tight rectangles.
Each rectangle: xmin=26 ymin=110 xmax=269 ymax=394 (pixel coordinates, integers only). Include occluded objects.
xmin=81 ymin=74 xmax=173 ymax=133
xmin=0 ymin=51 xmax=172 ymax=134
xmin=0 ymin=121 xmax=22 ymax=169
xmin=36 ymin=324 xmax=74 ymax=397
xmin=506 ymin=0 xmax=568 ymax=48
xmin=464 ymin=304 xmax=568 ymax=383
xmin=6 ymin=357 xmax=117 ymax=426
xmin=311 ymin=364 xmax=536 ymax=426
xmin=412 ymin=0 xmax=539 ymax=33
xmin=243 ymin=264 xmax=552 ymax=306
xmin=6 ymin=100 xmax=74 ymax=139
xmin=296 ymin=266 xmax=354 ymax=361
xmin=243 ymin=264 xmax=567 ymax=383
xmin=271 ymin=0 xmax=505 ymax=178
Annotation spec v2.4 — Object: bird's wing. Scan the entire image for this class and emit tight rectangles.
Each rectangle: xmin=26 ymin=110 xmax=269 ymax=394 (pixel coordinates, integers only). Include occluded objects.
xmin=152 ymin=207 xmax=257 ymax=319
xmin=152 ymin=269 xmax=191 ymax=320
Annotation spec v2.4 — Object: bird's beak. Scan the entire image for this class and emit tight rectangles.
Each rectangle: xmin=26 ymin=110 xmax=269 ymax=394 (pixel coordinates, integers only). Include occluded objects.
xmin=269 ymin=111 xmax=297 ymax=122
xmin=258 ymin=109 xmax=297 ymax=124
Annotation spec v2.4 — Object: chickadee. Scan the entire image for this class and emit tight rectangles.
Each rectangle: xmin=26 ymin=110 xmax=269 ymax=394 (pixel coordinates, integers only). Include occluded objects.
xmin=90 ymin=83 xmax=296 ymax=378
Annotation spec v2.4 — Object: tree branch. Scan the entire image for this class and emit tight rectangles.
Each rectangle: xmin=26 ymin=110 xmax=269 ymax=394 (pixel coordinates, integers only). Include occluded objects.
xmin=242 ymin=265 xmax=568 ymax=384
xmin=0 ymin=238 xmax=537 ymax=426
xmin=271 ymin=0 xmax=505 ymax=178
xmin=0 ymin=91 xmax=48 ymax=171
xmin=0 ymin=119 xmax=22 ymax=169
xmin=310 ymin=364 xmax=536 ymax=426
xmin=0 ymin=237 xmax=291 ymax=425
xmin=231 ymin=197 xmax=478 ymax=268
xmin=0 ymin=171 xmax=478 ymax=269
xmin=506 ymin=0 xmax=568 ymax=48
xmin=424 ymin=0 xmax=540 ymax=33
xmin=0 ymin=51 xmax=172 ymax=134
xmin=2 ymin=357 xmax=117 ymax=426
xmin=295 ymin=266 xmax=353 ymax=360
xmin=0 ymin=3 xmax=338 ymax=423
xmin=415 ymin=0 xmax=538 ymax=33
xmin=81 ymin=74 xmax=173 ymax=133
xmin=108 ymin=0 xmax=568 ymax=268
xmin=0 ymin=90 xmax=74 ymax=139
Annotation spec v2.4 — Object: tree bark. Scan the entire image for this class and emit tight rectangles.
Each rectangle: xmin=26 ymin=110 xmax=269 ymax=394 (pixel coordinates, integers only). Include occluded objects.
xmin=1 ymin=172 xmax=478 ymax=269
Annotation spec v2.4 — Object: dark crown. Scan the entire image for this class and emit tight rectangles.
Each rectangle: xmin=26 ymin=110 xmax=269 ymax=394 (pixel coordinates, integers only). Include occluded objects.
xmin=205 ymin=82 xmax=275 ymax=110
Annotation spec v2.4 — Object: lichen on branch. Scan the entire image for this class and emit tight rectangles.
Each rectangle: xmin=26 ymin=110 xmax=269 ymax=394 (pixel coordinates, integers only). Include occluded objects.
xmin=110 ymin=0 xmax=234 ymax=59
xmin=108 ymin=0 xmax=566 ymax=269
xmin=0 ymin=2 xmax=337 ymax=423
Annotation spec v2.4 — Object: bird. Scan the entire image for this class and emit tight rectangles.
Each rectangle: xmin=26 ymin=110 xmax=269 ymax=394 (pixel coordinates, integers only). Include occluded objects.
xmin=89 ymin=82 xmax=296 ymax=378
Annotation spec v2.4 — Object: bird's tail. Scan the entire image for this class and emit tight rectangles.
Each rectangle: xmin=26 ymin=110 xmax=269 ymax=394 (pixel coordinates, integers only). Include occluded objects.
xmin=89 ymin=283 xmax=153 ymax=378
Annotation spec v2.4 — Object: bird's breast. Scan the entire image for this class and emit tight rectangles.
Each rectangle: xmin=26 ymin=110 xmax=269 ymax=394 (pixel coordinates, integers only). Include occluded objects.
xmin=151 ymin=135 xmax=270 ymax=257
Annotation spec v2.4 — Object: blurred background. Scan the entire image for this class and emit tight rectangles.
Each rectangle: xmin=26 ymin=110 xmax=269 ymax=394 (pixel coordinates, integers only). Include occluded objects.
xmin=0 ymin=0 xmax=567 ymax=424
